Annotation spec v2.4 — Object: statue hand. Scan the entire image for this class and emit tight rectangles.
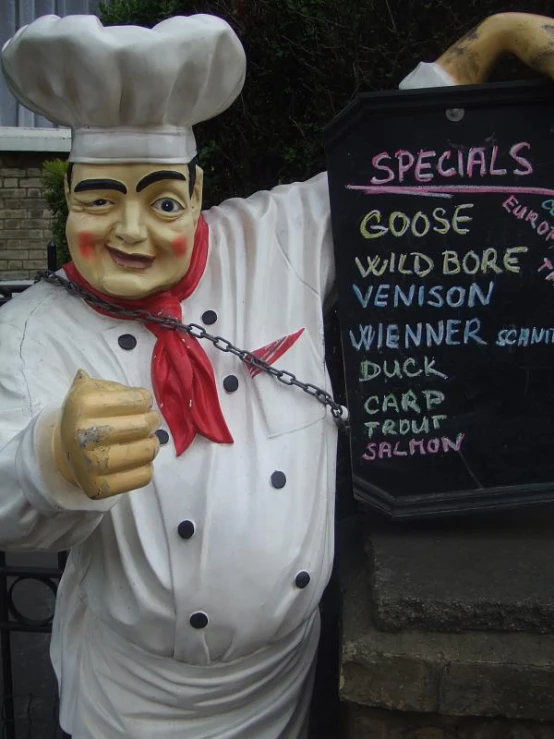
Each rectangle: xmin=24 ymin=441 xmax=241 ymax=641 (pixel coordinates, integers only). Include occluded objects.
xmin=437 ymin=13 xmax=554 ymax=85
xmin=54 ymin=370 xmax=161 ymax=499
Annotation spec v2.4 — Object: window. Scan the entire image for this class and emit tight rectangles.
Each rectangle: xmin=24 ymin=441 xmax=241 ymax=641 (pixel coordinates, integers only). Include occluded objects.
xmin=0 ymin=0 xmax=101 ymax=128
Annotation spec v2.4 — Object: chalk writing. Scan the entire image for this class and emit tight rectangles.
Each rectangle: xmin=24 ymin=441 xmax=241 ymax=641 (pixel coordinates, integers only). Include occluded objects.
xmin=442 ymin=247 xmax=528 ymax=275
xmin=503 ymin=195 xmax=554 ymax=242
xmin=348 ymin=184 xmax=554 ymax=199
xmin=495 ymin=327 xmax=554 ymax=346
xmin=360 ymin=204 xmax=473 ymax=239
xmin=364 ymin=389 xmax=445 ymax=415
xmin=364 ymin=416 xmax=448 ymax=439
xmin=362 ymin=434 xmax=466 ymax=461
xmin=538 ymin=257 xmax=554 ymax=283
xmin=346 ymin=178 xmax=532 ymax=474
xmin=542 ymin=199 xmax=554 ymax=217
xmin=349 ymin=319 xmax=487 ymax=351
xmin=353 ymin=282 xmax=495 ymax=309
xmin=368 ymin=144 xmax=532 ymax=185
xmin=359 ymin=356 xmax=448 ymax=382
xmin=354 ymin=247 xmax=528 ymax=278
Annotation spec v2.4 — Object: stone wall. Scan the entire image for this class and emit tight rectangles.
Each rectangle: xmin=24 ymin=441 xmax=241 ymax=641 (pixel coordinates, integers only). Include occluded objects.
xmin=0 ymin=151 xmax=56 ymax=280
xmin=347 ymin=705 xmax=554 ymax=739
xmin=338 ymin=512 xmax=554 ymax=738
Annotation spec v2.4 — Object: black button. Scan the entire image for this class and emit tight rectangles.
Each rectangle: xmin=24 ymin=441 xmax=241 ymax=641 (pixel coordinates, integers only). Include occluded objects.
xmin=271 ymin=471 xmax=286 ymax=489
xmin=223 ymin=375 xmax=239 ymax=393
xmin=295 ymin=571 xmax=311 ymax=589
xmin=190 ymin=611 xmax=208 ymax=629
xmin=201 ymin=310 xmax=218 ymax=325
xmin=118 ymin=333 xmax=137 ymax=350
xmin=177 ymin=520 xmax=195 ymax=539
xmin=155 ymin=429 xmax=170 ymax=445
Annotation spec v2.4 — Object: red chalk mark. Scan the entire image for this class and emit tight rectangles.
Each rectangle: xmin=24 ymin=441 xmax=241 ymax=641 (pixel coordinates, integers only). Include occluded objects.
xmin=172 ymin=235 xmax=188 ymax=257
xmin=346 ymin=184 xmax=554 ymax=199
xmin=78 ymin=232 xmax=95 ymax=260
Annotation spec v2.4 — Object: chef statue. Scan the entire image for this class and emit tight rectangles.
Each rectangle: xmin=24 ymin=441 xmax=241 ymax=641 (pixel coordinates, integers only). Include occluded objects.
xmin=0 ymin=11 xmax=553 ymax=739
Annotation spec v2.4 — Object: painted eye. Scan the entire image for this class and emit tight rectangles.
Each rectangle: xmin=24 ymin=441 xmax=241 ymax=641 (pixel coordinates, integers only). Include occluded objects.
xmin=88 ymin=198 xmax=111 ymax=207
xmin=153 ymin=198 xmax=184 ymax=214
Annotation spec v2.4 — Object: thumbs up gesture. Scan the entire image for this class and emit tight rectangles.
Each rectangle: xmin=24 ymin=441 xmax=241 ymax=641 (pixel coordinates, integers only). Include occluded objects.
xmin=54 ymin=370 xmax=161 ymax=499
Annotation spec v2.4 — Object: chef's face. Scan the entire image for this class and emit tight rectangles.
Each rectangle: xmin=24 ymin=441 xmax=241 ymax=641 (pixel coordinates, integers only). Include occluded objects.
xmin=65 ymin=162 xmax=203 ymax=298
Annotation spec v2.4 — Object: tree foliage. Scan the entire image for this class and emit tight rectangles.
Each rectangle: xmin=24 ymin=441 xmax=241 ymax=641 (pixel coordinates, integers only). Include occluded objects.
xmin=99 ymin=0 xmax=554 ymax=205
xmin=40 ymin=158 xmax=69 ymax=266
xmin=43 ymin=0 xmax=554 ymax=262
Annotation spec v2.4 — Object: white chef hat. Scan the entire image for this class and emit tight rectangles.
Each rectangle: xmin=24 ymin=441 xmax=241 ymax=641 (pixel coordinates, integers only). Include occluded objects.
xmin=1 ymin=14 xmax=246 ymax=164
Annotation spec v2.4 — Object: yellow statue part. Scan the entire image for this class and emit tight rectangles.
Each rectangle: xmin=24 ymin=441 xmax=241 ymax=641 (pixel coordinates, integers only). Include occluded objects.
xmin=53 ymin=162 xmax=202 ymax=497
xmin=64 ymin=162 xmax=203 ymax=299
xmin=54 ymin=370 xmax=161 ymax=499
xmin=438 ymin=12 xmax=554 ymax=84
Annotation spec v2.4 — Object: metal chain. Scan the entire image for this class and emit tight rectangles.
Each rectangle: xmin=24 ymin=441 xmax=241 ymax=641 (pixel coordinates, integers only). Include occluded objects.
xmin=36 ymin=271 xmax=348 ymax=428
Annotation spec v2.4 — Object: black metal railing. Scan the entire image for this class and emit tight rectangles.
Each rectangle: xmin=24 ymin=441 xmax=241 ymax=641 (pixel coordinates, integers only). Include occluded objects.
xmin=0 ymin=552 xmax=67 ymax=739
xmin=0 ymin=281 xmax=33 ymax=308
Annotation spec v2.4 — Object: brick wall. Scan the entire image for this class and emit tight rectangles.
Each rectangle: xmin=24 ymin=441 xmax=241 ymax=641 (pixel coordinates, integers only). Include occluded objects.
xmin=0 ymin=152 xmax=58 ymax=280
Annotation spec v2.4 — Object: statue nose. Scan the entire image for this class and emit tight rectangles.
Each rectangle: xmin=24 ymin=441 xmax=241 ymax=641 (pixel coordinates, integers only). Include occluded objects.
xmin=114 ymin=203 xmax=147 ymax=244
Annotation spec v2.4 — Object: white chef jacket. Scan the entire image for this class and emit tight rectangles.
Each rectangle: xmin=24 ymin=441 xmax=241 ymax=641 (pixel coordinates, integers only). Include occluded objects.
xmin=0 ymin=173 xmax=337 ymax=738
xmin=0 ymin=63 xmax=453 ymax=738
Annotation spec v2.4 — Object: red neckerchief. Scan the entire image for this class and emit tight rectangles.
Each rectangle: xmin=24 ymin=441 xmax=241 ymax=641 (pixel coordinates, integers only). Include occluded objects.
xmin=64 ymin=215 xmax=233 ymax=455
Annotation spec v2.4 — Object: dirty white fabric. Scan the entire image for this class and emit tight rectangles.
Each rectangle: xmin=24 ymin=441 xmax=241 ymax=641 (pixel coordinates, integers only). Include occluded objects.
xmin=0 ymin=174 xmax=336 ymax=738
xmin=399 ymin=61 xmax=455 ymax=89
xmin=1 ymin=14 xmax=246 ymax=162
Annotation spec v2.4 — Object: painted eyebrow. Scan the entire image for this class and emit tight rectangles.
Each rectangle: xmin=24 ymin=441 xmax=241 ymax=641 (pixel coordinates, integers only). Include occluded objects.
xmin=74 ymin=179 xmax=127 ymax=194
xmin=136 ymin=170 xmax=186 ymax=193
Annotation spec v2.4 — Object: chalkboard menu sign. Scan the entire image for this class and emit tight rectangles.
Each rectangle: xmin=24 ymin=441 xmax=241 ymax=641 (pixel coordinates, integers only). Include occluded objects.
xmin=325 ymin=80 xmax=554 ymax=519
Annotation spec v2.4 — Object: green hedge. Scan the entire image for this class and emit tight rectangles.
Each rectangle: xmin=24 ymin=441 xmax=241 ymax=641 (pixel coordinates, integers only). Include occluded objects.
xmin=43 ymin=0 xmax=554 ymax=264
xmin=40 ymin=159 xmax=69 ymax=268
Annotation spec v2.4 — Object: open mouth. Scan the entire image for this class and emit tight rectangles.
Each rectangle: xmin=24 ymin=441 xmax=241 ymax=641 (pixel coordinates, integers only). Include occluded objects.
xmin=107 ymin=246 xmax=155 ymax=270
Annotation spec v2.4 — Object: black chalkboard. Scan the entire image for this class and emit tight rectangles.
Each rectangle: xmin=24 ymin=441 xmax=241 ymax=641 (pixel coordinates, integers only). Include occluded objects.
xmin=325 ymin=80 xmax=554 ymax=519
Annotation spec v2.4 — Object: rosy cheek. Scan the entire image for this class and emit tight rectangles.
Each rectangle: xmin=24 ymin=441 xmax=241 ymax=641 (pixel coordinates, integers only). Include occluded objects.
xmin=171 ymin=235 xmax=188 ymax=257
xmin=78 ymin=232 xmax=95 ymax=260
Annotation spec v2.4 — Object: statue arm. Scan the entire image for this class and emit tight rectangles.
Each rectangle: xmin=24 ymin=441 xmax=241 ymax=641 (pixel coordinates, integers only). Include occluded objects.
xmin=0 ymin=321 xmax=118 ymax=552
xmin=437 ymin=12 xmax=554 ymax=84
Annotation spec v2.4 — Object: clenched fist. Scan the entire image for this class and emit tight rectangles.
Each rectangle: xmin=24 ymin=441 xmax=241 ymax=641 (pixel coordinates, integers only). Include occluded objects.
xmin=53 ymin=370 xmax=161 ymax=499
